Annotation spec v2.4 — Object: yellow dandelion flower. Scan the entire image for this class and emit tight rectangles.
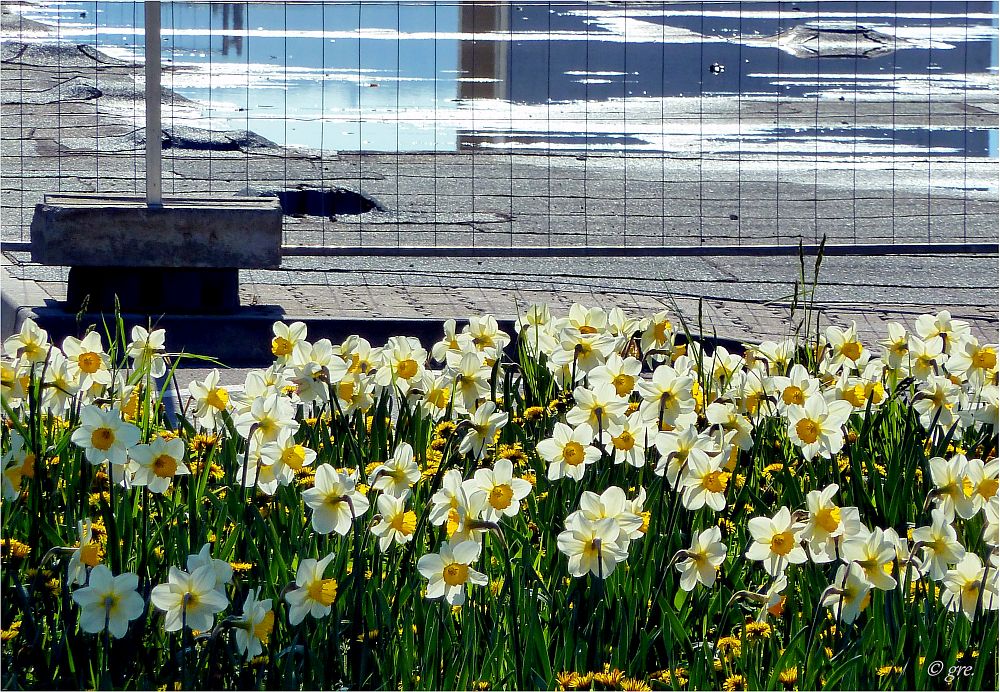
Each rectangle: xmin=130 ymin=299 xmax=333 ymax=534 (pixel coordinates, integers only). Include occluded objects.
xmin=1 ymin=539 xmax=30 ymax=559
xmin=778 ymin=667 xmax=798 ymax=688
xmin=0 ymin=621 xmax=22 ymax=642
xmin=434 ymin=420 xmax=458 ymax=439
xmin=876 ymin=665 xmax=903 ymax=677
xmin=523 ymin=406 xmax=545 ymax=422
xmin=744 ymin=620 xmax=772 ymax=640
xmin=722 ymin=674 xmax=747 ymax=691
xmin=556 ymin=672 xmax=581 ymax=690
xmin=229 ymin=561 xmax=253 ymax=575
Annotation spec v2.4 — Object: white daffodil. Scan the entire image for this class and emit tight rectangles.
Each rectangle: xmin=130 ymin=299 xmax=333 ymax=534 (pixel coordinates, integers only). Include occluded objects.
xmin=67 ymin=519 xmax=103 ymax=586
xmin=927 ymin=455 xmax=976 ymax=521
xmin=639 ymin=311 xmax=674 ymax=360
xmin=746 ymin=507 xmax=807 ymax=577
xmin=186 ymin=543 xmax=234 ymax=594
xmin=653 ymin=424 xmax=719 ymax=487
xmin=941 ymin=554 xmax=999 ymax=622
xmin=911 ymin=508 xmax=966 ymax=581
xmin=187 ymin=369 xmax=232 ymax=430
xmin=303 ymin=464 xmax=370 ymax=536
xmin=680 ymin=453 xmax=731 ymax=512
xmin=233 ymin=393 xmax=299 ymax=445
xmin=1 ymin=430 xmax=34 ymax=501
xmin=589 ymin=353 xmax=642 ymax=398
xmin=270 ymin=320 xmax=308 ymax=362
xmin=431 ymin=318 xmax=474 ymax=363
xmin=71 ymin=565 xmax=144 ymax=639
xmin=417 ymin=540 xmax=488 ymax=606
xmin=446 ymin=351 xmax=492 ymax=413
xmin=459 ymin=402 xmax=508 ymax=459
xmin=234 ymin=588 xmax=275 ymax=658
xmin=606 ymin=412 xmax=654 ymax=468
xmin=751 ymin=338 xmax=797 ymax=375
xmin=467 ymin=459 xmax=532 ymax=521
xmin=675 ymin=527 xmax=728 ymax=591
xmin=62 ymin=331 xmax=111 ymax=390
xmin=127 ymin=326 xmax=167 ymax=378
xmin=429 ymin=469 xmax=472 ymax=528
xmin=465 ymin=314 xmax=510 ymax=354
xmin=371 ymin=494 xmax=417 ymax=551
xmin=557 ymin=515 xmax=628 ymax=579
xmin=268 ymin=433 xmax=317 ymax=483
xmin=3 ymin=318 xmax=50 ymax=363
xmin=785 ymin=397 xmax=853 ymax=461
xmin=821 ymin=562 xmax=872 ymax=625
xmin=905 ymin=335 xmax=945 ymax=381
xmin=369 ymin=442 xmax=421 ymax=498
xmin=879 ymin=322 xmax=911 ymax=371
xmin=705 ymin=401 xmax=754 ymax=451
xmin=913 ymin=375 xmax=962 ymax=432
xmin=130 ymin=436 xmax=190 ymax=494
xmin=637 ymin=364 xmax=696 ymax=429
xmin=823 ymin=323 xmax=867 ymax=373
xmin=841 ymin=526 xmax=898 ymax=591
xmin=799 ymin=483 xmax=861 ymax=563
xmin=70 ymin=405 xmax=140 ymax=469
xmin=538 ymin=422 xmax=600 ymax=482
xmin=914 ymin=310 xmax=971 ymax=353
xmin=150 ymin=565 xmax=229 ymax=632
xmin=375 ymin=336 xmax=427 ymax=395
xmin=946 ymin=337 xmax=998 ymax=387
xmin=965 ymin=457 xmax=999 ymax=515
xmin=983 ymin=496 xmax=999 ymax=547
xmin=572 ymin=486 xmax=644 ymax=543
xmin=285 ymin=553 xmax=338 ymax=626
xmin=290 ymin=338 xmax=350 ymax=405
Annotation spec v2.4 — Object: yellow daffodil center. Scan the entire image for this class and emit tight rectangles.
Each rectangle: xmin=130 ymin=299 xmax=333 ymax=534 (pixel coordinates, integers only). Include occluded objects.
xmin=271 ymin=336 xmax=293 ymax=357
xmin=488 ymin=484 xmax=514 ymax=511
xmin=442 ymin=562 xmax=469 ymax=587
xmin=578 ymin=325 xmax=598 ymax=335
xmin=281 ymin=445 xmax=308 ymax=470
xmin=253 ymin=610 xmax=275 ymax=643
xmin=782 ymin=386 xmax=805 ymax=406
xmin=815 ymin=506 xmax=841 ymax=533
xmin=841 ymin=384 xmax=867 ymax=408
xmin=745 ymin=392 xmax=762 ymax=414
xmin=307 ymin=578 xmax=338 ymax=606
xmin=337 ymin=379 xmax=356 ymax=401
xmin=396 ymin=359 xmax=418 ymax=379
xmin=90 ymin=427 xmax=115 ymax=451
xmin=702 ymin=470 xmax=729 ymax=494
xmin=79 ymin=542 xmax=101 ymax=567
xmin=562 ymin=441 xmax=586 ymax=466
xmin=975 ymin=477 xmax=999 ymax=500
xmin=653 ymin=320 xmax=671 ymax=342
xmin=972 ymin=348 xmax=997 ymax=371
xmin=427 ymin=386 xmax=450 ymax=409
xmin=390 ymin=510 xmax=417 ymax=536
xmin=152 ymin=455 xmax=178 ymax=478
xmin=770 ymin=531 xmax=795 ymax=557
xmin=102 ymin=592 xmax=120 ymax=612
xmin=795 ymin=419 xmax=820 ymax=445
xmin=612 ymin=374 xmax=635 ymax=397
xmin=612 ymin=431 xmax=635 ymax=452
xmin=78 ymin=352 xmax=102 ymax=374
xmin=206 ymin=387 xmax=229 ymax=410
xmin=841 ymin=341 xmax=863 ymax=361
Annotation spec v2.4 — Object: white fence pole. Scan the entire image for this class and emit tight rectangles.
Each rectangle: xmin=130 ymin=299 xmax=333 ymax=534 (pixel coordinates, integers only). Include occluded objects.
xmin=145 ymin=1 xmax=162 ymax=206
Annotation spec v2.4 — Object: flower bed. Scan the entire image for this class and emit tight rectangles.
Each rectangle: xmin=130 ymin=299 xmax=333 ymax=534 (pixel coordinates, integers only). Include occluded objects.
xmin=1 ymin=306 xmax=997 ymax=690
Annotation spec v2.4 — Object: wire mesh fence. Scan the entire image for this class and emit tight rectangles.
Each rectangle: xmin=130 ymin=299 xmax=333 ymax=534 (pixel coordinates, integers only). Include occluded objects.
xmin=1 ymin=1 xmax=998 ymax=254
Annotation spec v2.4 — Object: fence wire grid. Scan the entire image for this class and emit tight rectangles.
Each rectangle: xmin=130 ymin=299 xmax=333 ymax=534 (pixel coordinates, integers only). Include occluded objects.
xmin=1 ymin=1 xmax=998 ymax=254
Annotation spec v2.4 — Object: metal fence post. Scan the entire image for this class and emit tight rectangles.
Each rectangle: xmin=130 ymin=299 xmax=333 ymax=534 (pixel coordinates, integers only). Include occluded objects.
xmin=145 ymin=1 xmax=162 ymax=206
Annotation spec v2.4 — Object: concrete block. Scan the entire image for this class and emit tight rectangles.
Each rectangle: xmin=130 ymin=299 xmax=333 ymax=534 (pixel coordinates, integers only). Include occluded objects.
xmin=30 ymin=193 xmax=282 ymax=269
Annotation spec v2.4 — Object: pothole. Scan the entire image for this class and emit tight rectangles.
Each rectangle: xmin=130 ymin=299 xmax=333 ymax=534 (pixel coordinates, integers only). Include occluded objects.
xmin=267 ymin=187 xmax=383 ymax=218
